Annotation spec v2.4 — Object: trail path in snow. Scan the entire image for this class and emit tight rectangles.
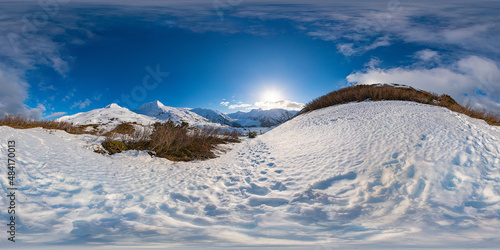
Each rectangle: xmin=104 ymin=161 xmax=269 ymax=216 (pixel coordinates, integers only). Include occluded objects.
xmin=1 ymin=101 xmax=500 ymax=248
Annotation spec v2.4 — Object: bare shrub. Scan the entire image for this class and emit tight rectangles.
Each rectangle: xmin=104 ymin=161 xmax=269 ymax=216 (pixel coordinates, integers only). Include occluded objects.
xmin=247 ymin=131 xmax=257 ymax=138
xmin=124 ymin=121 xmax=241 ymax=161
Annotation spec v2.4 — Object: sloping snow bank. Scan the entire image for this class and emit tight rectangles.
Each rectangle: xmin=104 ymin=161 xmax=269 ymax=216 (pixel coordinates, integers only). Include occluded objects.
xmin=1 ymin=101 xmax=499 ymax=249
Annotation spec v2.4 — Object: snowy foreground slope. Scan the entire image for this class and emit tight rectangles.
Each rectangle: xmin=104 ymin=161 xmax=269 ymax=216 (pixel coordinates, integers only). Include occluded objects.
xmin=1 ymin=101 xmax=500 ymax=249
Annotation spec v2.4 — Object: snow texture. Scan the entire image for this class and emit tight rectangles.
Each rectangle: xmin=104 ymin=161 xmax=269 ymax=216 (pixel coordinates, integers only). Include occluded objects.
xmin=1 ymin=101 xmax=500 ymax=248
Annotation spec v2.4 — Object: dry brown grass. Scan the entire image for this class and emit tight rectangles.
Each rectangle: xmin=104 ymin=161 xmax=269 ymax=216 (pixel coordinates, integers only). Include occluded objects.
xmin=0 ymin=115 xmax=95 ymax=134
xmin=125 ymin=121 xmax=240 ymax=161
xmin=299 ymin=84 xmax=500 ymax=126
xmin=103 ymin=123 xmax=135 ymax=137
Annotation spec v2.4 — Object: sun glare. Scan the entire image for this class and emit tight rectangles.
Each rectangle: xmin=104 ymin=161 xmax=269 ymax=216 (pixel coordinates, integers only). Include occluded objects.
xmin=262 ymin=90 xmax=283 ymax=102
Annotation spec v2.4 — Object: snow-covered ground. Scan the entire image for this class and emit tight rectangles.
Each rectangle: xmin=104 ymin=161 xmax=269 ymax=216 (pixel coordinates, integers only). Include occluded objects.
xmin=1 ymin=101 xmax=500 ymax=249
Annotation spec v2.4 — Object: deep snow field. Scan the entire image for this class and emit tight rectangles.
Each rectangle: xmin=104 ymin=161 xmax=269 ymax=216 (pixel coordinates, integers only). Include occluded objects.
xmin=1 ymin=101 xmax=500 ymax=249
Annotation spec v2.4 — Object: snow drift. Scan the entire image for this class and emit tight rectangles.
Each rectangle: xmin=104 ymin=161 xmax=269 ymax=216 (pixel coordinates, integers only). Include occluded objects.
xmin=1 ymin=101 xmax=500 ymax=248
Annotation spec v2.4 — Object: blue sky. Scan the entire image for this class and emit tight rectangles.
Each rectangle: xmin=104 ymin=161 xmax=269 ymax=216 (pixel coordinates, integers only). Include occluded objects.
xmin=1 ymin=0 xmax=499 ymax=119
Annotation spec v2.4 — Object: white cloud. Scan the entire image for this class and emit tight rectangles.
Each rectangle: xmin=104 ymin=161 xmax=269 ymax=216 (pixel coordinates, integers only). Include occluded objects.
xmin=71 ymin=99 xmax=91 ymax=109
xmin=0 ymin=68 xmax=44 ymax=119
xmin=37 ymin=104 xmax=46 ymax=112
xmin=220 ymin=101 xmax=229 ymax=106
xmin=43 ymin=112 xmax=67 ymax=119
xmin=347 ymin=55 xmax=500 ymax=113
xmin=228 ymin=103 xmax=252 ymax=109
xmin=62 ymin=90 xmax=75 ymax=102
xmin=255 ymin=100 xmax=305 ymax=111
xmin=0 ymin=2 xmax=80 ymax=118
xmin=225 ymin=1 xmax=500 ymax=59
xmin=364 ymin=57 xmax=382 ymax=69
xmin=336 ymin=37 xmax=391 ymax=56
xmin=37 ymin=82 xmax=56 ymax=91
xmin=414 ymin=49 xmax=440 ymax=61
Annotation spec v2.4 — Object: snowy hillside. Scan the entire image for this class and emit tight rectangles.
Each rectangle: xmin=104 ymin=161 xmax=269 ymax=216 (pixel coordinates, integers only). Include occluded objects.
xmin=57 ymin=103 xmax=158 ymax=132
xmin=190 ymin=108 xmax=236 ymax=126
xmin=2 ymin=101 xmax=500 ymax=248
xmin=134 ymin=100 xmax=211 ymax=125
xmin=228 ymin=108 xmax=298 ymax=127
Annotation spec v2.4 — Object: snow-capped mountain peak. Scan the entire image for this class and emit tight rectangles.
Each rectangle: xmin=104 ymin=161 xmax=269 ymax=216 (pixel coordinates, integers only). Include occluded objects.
xmin=104 ymin=103 xmax=123 ymax=109
xmin=57 ymin=100 xmax=296 ymax=129
xmin=228 ymin=108 xmax=298 ymax=127
xmin=190 ymin=108 xmax=235 ymax=126
xmin=135 ymin=101 xmax=211 ymax=125
xmin=57 ymin=103 xmax=158 ymax=132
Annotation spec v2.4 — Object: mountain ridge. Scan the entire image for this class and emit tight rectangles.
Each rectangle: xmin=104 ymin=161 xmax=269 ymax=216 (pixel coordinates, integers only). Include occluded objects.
xmin=59 ymin=100 xmax=298 ymax=128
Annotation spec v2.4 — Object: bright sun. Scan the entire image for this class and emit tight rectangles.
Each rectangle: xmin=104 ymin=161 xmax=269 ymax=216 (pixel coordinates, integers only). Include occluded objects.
xmin=262 ymin=90 xmax=283 ymax=102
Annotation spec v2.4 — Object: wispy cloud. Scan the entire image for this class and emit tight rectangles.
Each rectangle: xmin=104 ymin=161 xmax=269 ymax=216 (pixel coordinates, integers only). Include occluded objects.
xmin=255 ymin=100 xmax=305 ymax=111
xmin=414 ymin=49 xmax=440 ymax=62
xmin=228 ymin=103 xmax=252 ymax=109
xmin=62 ymin=90 xmax=76 ymax=102
xmin=38 ymin=82 xmax=56 ymax=91
xmin=71 ymin=99 xmax=91 ymax=109
xmin=43 ymin=111 xmax=67 ymax=119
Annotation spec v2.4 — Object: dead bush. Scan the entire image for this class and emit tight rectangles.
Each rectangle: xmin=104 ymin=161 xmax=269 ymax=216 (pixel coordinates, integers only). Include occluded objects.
xmin=123 ymin=121 xmax=241 ymax=161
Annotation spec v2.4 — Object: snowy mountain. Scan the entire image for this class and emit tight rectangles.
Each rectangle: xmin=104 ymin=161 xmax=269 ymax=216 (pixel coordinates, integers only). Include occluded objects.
xmin=3 ymin=101 xmax=500 ymax=247
xmin=57 ymin=101 xmax=296 ymax=129
xmin=57 ymin=103 xmax=158 ymax=131
xmin=228 ymin=108 xmax=298 ymax=127
xmin=190 ymin=108 xmax=236 ymax=126
xmin=134 ymin=100 xmax=211 ymax=125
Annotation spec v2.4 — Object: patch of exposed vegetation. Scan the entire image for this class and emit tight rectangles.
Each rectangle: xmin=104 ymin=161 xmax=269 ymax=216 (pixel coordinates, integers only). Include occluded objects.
xmin=102 ymin=139 xmax=129 ymax=154
xmin=247 ymin=131 xmax=257 ymax=138
xmin=104 ymin=123 xmax=135 ymax=137
xmin=299 ymin=84 xmax=500 ymax=126
xmin=122 ymin=121 xmax=240 ymax=161
xmin=0 ymin=115 xmax=98 ymax=134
